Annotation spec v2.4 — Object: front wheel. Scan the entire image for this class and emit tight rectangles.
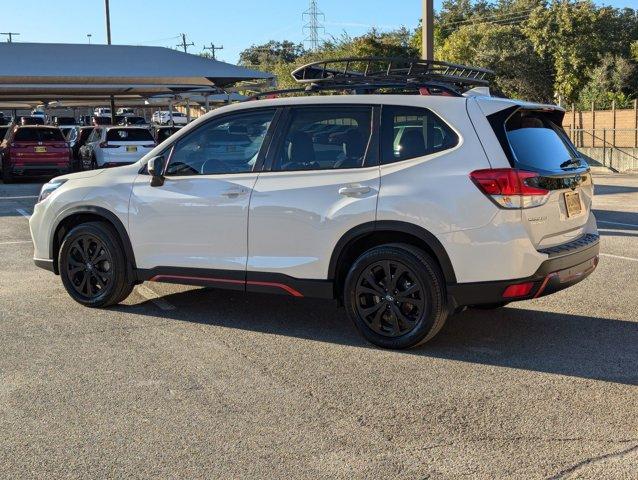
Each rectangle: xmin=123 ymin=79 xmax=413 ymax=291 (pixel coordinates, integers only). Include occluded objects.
xmin=344 ymin=244 xmax=448 ymax=349
xmin=58 ymin=222 xmax=133 ymax=307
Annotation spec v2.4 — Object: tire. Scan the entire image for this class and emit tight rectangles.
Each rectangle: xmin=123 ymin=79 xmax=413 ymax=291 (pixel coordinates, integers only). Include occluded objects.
xmin=58 ymin=222 xmax=133 ymax=308
xmin=344 ymin=244 xmax=448 ymax=349
xmin=90 ymin=156 xmax=98 ymax=170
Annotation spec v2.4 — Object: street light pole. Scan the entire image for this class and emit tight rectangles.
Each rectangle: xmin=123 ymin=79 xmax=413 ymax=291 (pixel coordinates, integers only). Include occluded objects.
xmin=104 ymin=0 xmax=116 ymax=124
xmin=422 ymin=0 xmax=434 ymax=60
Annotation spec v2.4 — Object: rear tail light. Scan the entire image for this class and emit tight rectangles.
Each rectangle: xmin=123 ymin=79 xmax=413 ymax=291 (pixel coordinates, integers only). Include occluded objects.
xmin=99 ymin=142 xmax=118 ymax=148
xmin=470 ymin=168 xmax=549 ymax=209
xmin=502 ymin=282 xmax=535 ymax=298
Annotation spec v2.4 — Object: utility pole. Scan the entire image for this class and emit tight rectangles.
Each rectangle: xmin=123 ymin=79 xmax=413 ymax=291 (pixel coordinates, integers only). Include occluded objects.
xmin=422 ymin=0 xmax=434 ymax=60
xmin=104 ymin=0 xmax=116 ymax=124
xmin=203 ymin=43 xmax=224 ymax=60
xmin=0 ymin=32 xmax=20 ymax=43
xmin=302 ymin=0 xmax=324 ymax=52
xmin=87 ymin=33 xmax=92 ymax=44
xmin=177 ymin=33 xmax=194 ymax=53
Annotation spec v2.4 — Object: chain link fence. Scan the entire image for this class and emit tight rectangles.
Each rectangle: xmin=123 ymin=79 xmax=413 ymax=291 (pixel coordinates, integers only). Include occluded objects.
xmin=568 ymin=128 xmax=638 ymax=172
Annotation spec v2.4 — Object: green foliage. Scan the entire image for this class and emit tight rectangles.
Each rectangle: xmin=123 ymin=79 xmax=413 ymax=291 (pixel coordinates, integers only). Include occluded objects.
xmin=237 ymin=1 xmax=637 ymax=105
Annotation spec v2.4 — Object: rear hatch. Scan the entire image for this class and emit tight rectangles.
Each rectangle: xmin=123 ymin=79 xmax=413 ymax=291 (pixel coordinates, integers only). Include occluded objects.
xmin=9 ymin=127 xmax=70 ymax=166
xmin=488 ymin=106 xmax=593 ymax=249
xmin=101 ymin=128 xmax=155 ymax=163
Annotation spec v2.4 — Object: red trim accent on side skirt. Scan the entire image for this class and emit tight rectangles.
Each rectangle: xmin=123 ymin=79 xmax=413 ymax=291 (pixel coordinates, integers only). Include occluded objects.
xmin=149 ymin=274 xmax=304 ymax=297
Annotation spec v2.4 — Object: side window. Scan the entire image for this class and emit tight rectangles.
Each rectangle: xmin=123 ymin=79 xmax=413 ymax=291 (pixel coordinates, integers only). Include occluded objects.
xmin=381 ymin=106 xmax=458 ymax=164
xmin=165 ymin=109 xmax=275 ymax=176
xmin=273 ymin=106 xmax=372 ymax=171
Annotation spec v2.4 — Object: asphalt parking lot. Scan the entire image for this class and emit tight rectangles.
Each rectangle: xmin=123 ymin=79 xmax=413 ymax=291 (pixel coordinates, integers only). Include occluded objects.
xmin=0 ymin=175 xmax=636 ymax=479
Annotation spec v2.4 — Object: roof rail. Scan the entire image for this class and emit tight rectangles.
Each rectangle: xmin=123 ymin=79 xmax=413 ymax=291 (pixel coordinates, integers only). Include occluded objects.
xmin=291 ymin=57 xmax=493 ymax=91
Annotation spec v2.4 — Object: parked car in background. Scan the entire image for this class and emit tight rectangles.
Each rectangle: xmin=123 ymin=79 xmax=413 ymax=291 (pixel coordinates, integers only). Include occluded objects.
xmin=67 ymin=126 xmax=95 ymax=171
xmin=79 ymin=115 xmax=92 ymax=126
xmin=152 ymin=125 xmax=183 ymax=144
xmin=80 ymin=126 xmax=155 ymax=169
xmin=53 ymin=116 xmax=77 ymax=126
xmin=20 ymin=116 xmax=45 ymax=126
xmin=0 ymin=125 xmax=10 ymax=141
xmin=92 ymin=116 xmax=112 ymax=126
xmin=116 ymin=108 xmax=135 ymax=116
xmin=119 ymin=116 xmax=148 ymax=127
xmin=0 ymin=113 xmax=10 ymax=126
xmin=94 ymin=107 xmax=111 ymax=117
xmin=152 ymin=110 xmax=188 ymax=125
xmin=31 ymin=109 xmax=46 ymax=120
xmin=1 ymin=126 xmax=71 ymax=182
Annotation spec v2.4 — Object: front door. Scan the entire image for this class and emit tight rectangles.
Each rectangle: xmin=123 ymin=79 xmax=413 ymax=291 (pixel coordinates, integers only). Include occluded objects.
xmin=129 ymin=109 xmax=277 ymax=279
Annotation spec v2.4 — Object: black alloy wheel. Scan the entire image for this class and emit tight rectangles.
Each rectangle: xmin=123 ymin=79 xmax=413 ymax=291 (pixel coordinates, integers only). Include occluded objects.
xmin=344 ymin=244 xmax=448 ymax=349
xmin=59 ymin=222 xmax=134 ymax=307
xmin=65 ymin=234 xmax=114 ymax=300
xmin=355 ymin=260 xmax=425 ymax=337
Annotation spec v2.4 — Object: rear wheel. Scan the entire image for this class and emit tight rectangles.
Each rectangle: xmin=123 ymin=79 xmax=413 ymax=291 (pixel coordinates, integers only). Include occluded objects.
xmin=344 ymin=244 xmax=448 ymax=349
xmin=58 ymin=222 xmax=133 ymax=307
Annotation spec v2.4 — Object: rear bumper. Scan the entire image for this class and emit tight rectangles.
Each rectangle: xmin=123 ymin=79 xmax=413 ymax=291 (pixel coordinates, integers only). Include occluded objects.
xmin=9 ymin=163 xmax=71 ymax=176
xmin=448 ymin=234 xmax=600 ymax=307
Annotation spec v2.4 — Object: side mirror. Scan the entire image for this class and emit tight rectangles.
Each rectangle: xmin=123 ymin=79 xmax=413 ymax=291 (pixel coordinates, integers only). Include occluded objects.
xmin=147 ymin=156 xmax=166 ymax=187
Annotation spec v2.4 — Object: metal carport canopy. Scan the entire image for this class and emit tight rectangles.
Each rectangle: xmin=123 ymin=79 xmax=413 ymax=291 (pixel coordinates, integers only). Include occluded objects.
xmin=0 ymin=42 xmax=273 ymax=101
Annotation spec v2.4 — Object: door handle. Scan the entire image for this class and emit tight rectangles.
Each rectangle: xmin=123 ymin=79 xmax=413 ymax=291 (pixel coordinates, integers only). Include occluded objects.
xmin=339 ymin=185 xmax=371 ymax=197
xmin=221 ymin=188 xmax=249 ymax=198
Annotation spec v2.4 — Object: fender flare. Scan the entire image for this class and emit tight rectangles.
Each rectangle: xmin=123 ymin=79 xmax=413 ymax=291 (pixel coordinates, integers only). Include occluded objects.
xmin=50 ymin=206 xmax=137 ymax=277
xmin=328 ymin=220 xmax=457 ymax=283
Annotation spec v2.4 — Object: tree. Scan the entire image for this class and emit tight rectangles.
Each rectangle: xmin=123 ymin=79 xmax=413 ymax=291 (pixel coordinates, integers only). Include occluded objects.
xmin=578 ymin=55 xmax=637 ymax=109
xmin=238 ymin=40 xmax=306 ymax=67
xmin=437 ymin=23 xmax=553 ymax=101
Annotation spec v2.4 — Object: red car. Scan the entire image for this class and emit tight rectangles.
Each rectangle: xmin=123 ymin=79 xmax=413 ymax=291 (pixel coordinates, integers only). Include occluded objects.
xmin=1 ymin=126 xmax=71 ymax=182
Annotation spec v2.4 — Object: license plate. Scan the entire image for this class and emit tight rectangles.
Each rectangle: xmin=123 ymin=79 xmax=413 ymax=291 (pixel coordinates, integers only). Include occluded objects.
xmin=564 ymin=191 xmax=582 ymax=217
xmin=34 ymin=146 xmax=47 ymax=153
xmin=126 ymin=146 xmax=137 ymax=153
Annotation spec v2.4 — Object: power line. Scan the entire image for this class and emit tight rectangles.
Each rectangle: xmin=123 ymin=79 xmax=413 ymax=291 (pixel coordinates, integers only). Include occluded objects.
xmin=176 ymin=33 xmax=194 ymax=53
xmin=0 ymin=32 xmax=20 ymax=43
xmin=302 ymin=0 xmax=325 ymax=52
xmin=203 ymin=43 xmax=224 ymax=60
xmin=438 ymin=9 xmax=535 ymax=29
xmin=439 ymin=12 xmax=533 ymax=32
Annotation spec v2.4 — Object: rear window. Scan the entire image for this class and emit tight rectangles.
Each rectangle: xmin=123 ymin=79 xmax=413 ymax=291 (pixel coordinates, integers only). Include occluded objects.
xmin=505 ymin=110 xmax=585 ymax=172
xmin=14 ymin=128 xmax=65 ymax=142
xmin=106 ymin=128 xmax=153 ymax=142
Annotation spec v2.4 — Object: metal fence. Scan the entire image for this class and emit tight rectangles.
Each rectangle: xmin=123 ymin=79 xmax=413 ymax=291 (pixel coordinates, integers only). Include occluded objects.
xmin=568 ymin=128 xmax=638 ymax=172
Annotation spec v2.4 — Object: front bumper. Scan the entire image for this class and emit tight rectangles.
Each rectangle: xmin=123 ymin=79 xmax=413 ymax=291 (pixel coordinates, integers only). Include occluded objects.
xmin=448 ymin=233 xmax=600 ymax=308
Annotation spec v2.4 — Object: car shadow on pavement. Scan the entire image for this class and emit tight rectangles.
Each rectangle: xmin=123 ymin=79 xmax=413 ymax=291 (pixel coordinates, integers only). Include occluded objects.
xmin=116 ymin=287 xmax=638 ymax=386
xmin=592 ymin=183 xmax=638 ymax=196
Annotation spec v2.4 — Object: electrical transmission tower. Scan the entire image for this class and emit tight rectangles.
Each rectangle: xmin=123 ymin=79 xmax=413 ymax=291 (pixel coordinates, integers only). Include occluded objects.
xmin=302 ymin=0 xmax=324 ymax=52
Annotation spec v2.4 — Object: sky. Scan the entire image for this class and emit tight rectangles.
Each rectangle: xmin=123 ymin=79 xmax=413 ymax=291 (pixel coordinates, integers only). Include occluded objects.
xmin=0 ymin=0 xmax=635 ymax=64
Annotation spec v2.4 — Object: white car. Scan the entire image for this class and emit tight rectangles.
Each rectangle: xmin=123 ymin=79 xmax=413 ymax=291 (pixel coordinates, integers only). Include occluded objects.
xmin=79 ymin=126 xmax=156 ymax=169
xmin=152 ymin=110 xmax=188 ymax=126
xmin=94 ymin=107 xmax=111 ymax=117
xmin=29 ymin=58 xmax=599 ymax=349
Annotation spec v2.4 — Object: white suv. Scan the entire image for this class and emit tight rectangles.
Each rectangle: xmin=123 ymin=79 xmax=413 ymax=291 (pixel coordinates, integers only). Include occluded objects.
xmin=79 ymin=126 xmax=156 ymax=169
xmin=29 ymin=59 xmax=599 ymax=349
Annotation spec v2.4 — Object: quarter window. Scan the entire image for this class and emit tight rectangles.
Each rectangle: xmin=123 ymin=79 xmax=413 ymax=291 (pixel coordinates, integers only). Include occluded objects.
xmin=381 ymin=106 xmax=458 ymax=164
xmin=273 ymin=107 xmax=373 ymax=171
xmin=165 ymin=110 xmax=275 ymax=176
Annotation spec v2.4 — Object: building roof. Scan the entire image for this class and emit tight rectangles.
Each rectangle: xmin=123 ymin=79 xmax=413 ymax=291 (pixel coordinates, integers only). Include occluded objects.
xmin=0 ymin=42 xmax=272 ymax=100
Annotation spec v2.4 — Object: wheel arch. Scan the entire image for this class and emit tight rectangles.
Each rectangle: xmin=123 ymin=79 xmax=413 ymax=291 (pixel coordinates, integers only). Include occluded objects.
xmin=50 ymin=206 xmax=136 ymax=280
xmin=329 ymin=221 xmax=456 ymax=298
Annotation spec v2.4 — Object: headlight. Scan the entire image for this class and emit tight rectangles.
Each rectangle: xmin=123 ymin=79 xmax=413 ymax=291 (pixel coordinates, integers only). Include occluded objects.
xmin=38 ymin=179 xmax=67 ymax=203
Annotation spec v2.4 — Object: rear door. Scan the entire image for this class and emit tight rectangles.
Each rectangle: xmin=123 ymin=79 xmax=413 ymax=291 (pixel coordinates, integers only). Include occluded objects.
xmin=247 ymin=105 xmax=379 ymax=285
xmin=485 ymin=105 xmax=594 ymax=249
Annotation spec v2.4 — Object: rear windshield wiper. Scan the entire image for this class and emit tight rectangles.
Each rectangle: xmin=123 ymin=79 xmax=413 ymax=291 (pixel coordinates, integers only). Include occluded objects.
xmin=559 ymin=158 xmax=583 ymax=169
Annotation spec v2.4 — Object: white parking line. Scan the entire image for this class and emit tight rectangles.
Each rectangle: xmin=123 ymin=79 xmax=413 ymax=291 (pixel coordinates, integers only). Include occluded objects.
xmin=16 ymin=208 xmax=31 ymax=219
xmin=136 ymin=284 xmax=176 ymax=311
xmin=598 ymin=220 xmax=638 ymax=228
xmin=0 ymin=240 xmax=32 ymax=246
xmin=0 ymin=195 xmax=38 ymax=200
xmin=600 ymin=253 xmax=638 ymax=263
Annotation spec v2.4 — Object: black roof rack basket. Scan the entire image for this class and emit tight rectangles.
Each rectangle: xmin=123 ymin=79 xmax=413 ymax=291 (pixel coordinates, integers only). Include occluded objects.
xmin=291 ymin=57 xmax=493 ymax=93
